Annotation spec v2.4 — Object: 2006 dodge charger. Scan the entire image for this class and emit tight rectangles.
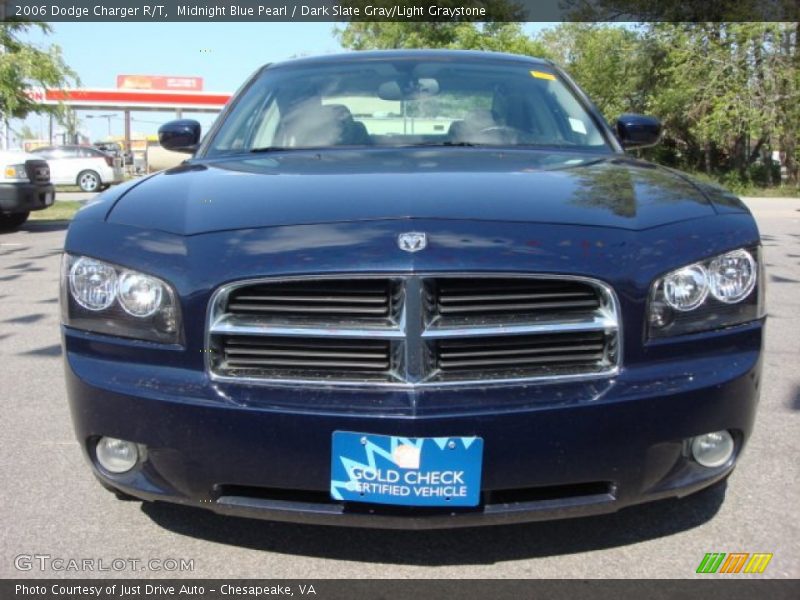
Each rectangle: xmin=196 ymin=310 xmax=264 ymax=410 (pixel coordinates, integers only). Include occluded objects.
xmin=62 ymin=51 xmax=765 ymax=528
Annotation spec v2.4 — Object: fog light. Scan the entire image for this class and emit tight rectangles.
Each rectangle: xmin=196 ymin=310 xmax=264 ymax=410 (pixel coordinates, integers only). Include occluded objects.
xmin=691 ymin=430 xmax=734 ymax=468
xmin=95 ymin=437 xmax=139 ymax=474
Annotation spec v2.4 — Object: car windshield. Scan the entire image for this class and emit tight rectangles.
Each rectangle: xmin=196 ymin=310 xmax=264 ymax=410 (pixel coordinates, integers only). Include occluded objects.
xmin=204 ymin=58 xmax=611 ymax=156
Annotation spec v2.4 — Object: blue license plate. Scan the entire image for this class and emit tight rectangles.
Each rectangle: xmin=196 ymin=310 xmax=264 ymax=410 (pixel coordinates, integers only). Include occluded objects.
xmin=330 ymin=432 xmax=483 ymax=507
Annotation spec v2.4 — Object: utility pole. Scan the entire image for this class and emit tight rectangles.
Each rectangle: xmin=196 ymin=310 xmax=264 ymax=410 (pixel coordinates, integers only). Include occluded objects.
xmin=87 ymin=113 xmax=117 ymax=137
xmin=0 ymin=38 xmax=5 ymax=150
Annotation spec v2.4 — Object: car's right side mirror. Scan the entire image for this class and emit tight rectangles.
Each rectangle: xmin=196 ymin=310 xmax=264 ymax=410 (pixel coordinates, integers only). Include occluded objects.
xmin=158 ymin=120 xmax=201 ymax=154
xmin=615 ymin=114 xmax=662 ymax=149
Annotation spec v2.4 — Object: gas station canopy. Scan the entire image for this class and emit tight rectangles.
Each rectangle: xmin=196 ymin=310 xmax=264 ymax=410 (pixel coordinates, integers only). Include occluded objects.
xmin=29 ymin=87 xmax=232 ymax=113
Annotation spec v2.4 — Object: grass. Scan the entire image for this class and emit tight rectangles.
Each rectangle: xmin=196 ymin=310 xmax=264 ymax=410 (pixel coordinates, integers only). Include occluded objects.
xmin=29 ymin=201 xmax=84 ymax=222
xmin=681 ymin=170 xmax=800 ymax=197
xmin=737 ymin=186 xmax=800 ymax=198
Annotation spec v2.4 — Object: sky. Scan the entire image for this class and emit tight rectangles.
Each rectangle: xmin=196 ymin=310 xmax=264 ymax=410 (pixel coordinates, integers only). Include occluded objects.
xmin=16 ymin=22 xmax=551 ymax=144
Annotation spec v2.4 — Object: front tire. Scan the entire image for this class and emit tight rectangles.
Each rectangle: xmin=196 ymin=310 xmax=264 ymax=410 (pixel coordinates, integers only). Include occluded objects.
xmin=0 ymin=211 xmax=30 ymax=230
xmin=77 ymin=170 xmax=101 ymax=193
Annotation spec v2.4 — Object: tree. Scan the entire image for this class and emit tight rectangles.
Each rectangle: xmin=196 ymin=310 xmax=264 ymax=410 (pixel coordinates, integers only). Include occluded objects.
xmin=0 ymin=22 xmax=79 ymax=120
xmin=644 ymin=23 xmax=798 ymax=185
xmin=539 ymin=22 xmax=799 ymax=187
xmin=539 ymin=24 xmax=651 ymax=117
xmin=336 ymin=22 xmax=548 ymax=57
xmin=18 ymin=123 xmax=37 ymax=140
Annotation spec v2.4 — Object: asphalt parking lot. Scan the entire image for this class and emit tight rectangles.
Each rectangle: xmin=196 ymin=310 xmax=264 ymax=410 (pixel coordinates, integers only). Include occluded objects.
xmin=1 ymin=197 xmax=798 ymax=579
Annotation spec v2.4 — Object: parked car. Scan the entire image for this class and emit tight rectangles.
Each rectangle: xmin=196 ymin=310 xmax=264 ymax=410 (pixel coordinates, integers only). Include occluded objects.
xmin=62 ymin=51 xmax=764 ymax=528
xmin=0 ymin=150 xmax=55 ymax=229
xmin=31 ymin=145 xmax=123 ymax=192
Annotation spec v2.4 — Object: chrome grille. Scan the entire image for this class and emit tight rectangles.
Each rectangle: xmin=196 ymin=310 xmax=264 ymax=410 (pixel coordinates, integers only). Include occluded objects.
xmin=207 ymin=275 xmax=620 ymax=387
xmin=220 ymin=336 xmax=394 ymax=380
xmin=226 ymin=279 xmax=399 ymax=321
xmin=24 ymin=159 xmax=50 ymax=183
xmin=433 ymin=331 xmax=607 ymax=378
xmin=429 ymin=278 xmax=600 ymax=322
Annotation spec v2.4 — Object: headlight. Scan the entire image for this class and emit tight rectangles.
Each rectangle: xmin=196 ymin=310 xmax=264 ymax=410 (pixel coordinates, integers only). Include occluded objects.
xmin=662 ymin=265 xmax=708 ymax=311
xmin=118 ymin=271 xmax=164 ymax=317
xmin=69 ymin=257 xmax=118 ymax=311
xmin=707 ymin=249 xmax=757 ymax=303
xmin=4 ymin=164 xmax=28 ymax=181
xmin=61 ymin=254 xmax=182 ymax=344
xmin=648 ymin=247 xmax=764 ymax=338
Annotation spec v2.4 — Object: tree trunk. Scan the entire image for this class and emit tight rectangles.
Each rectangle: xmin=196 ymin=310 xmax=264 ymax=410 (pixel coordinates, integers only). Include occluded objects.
xmin=763 ymin=145 xmax=773 ymax=187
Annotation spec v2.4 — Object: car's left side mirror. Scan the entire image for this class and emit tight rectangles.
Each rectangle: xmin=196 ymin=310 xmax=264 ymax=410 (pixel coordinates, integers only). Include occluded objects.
xmin=615 ymin=114 xmax=662 ymax=149
xmin=158 ymin=120 xmax=201 ymax=154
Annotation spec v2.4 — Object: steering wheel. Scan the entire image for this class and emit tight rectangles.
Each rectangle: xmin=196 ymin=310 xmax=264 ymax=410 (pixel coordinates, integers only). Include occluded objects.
xmin=476 ymin=125 xmax=520 ymax=143
xmin=478 ymin=125 xmax=517 ymax=135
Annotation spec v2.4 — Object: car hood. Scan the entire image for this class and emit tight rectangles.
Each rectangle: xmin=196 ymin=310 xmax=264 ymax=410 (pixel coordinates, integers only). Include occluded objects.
xmin=107 ymin=149 xmax=717 ymax=235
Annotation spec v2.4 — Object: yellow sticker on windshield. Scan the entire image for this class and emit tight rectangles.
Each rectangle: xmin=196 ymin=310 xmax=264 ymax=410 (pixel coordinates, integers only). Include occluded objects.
xmin=530 ymin=70 xmax=556 ymax=81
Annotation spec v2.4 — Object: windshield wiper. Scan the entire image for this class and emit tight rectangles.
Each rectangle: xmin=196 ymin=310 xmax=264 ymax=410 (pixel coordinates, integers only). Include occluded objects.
xmin=409 ymin=141 xmax=484 ymax=148
xmin=249 ymin=146 xmax=294 ymax=153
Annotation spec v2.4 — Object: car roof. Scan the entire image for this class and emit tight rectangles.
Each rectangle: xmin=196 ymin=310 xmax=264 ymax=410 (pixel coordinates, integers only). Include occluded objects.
xmin=266 ymin=49 xmax=552 ymax=71
xmin=36 ymin=145 xmax=82 ymax=149
xmin=38 ymin=145 xmax=103 ymax=151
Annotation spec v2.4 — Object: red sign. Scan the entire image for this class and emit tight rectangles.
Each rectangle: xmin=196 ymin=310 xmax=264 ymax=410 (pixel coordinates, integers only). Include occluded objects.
xmin=116 ymin=75 xmax=204 ymax=91
xmin=43 ymin=89 xmax=230 ymax=109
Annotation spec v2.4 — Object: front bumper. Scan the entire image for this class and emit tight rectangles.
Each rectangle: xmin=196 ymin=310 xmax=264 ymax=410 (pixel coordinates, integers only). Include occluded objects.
xmin=0 ymin=182 xmax=55 ymax=213
xmin=63 ymin=321 xmax=762 ymax=529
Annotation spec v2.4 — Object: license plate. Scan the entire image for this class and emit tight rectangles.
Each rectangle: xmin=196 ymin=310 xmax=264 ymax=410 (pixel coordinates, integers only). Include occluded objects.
xmin=330 ymin=432 xmax=483 ymax=507
xmin=44 ymin=193 xmax=54 ymax=206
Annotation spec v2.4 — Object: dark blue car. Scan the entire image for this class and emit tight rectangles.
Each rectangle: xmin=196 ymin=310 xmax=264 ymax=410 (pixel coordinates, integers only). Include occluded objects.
xmin=61 ymin=50 xmax=764 ymax=528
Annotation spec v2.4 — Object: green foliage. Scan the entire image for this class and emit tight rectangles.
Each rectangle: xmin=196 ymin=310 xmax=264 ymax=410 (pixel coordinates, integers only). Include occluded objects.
xmin=0 ymin=22 xmax=79 ymax=120
xmin=539 ymin=24 xmax=651 ymax=117
xmin=335 ymin=22 xmax=547 ymax=57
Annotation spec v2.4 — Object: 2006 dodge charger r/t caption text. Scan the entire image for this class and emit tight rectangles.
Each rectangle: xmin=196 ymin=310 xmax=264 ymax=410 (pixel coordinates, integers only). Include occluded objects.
xmin=61 ymin=50 xmax=765 ymax=528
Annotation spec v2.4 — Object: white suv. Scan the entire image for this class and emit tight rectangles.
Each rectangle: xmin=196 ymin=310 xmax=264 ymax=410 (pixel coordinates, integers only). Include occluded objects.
xmin=31 ymin=145 xmax=124 ymax=192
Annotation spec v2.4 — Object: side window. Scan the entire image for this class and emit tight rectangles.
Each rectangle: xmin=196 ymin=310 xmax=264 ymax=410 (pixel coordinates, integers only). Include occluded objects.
xmin=81 ymin=148 xmax=105 ymax=158
xmin=53 ymin=148 xmax=78 ymax=159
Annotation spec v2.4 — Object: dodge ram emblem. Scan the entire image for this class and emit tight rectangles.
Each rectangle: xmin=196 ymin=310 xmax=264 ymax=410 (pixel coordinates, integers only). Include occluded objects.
xmin=398 ymin=232 xmax=427 ymax=253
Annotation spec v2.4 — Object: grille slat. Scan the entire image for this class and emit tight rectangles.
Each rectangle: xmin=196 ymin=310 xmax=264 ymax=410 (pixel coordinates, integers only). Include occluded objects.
xmin=439 ymin=291 xmax=594 ymax=303
xmin=226 ymin=338 xmax=385 ymax=351
xmin=227 ymin=357 xmax=390 ymax=369
xmin=438 ymin=343 xmax=605 ymax=360
xmin=227 ymin=303 xmax=390 ymax=315
xmin=226 ymin=348 xmax=386 ymax=360
xmin=433 ymin=331 xmax=605 ymax=348
xmin=439 ymin=353 xmax=605 ymax=369
xmin=209 ymin=276 xmax=618 ymax=386
xmin=438 ymin=299 xmax=599 ymax=314
xmin=234 ymin=294 xmax=388 ymax=304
